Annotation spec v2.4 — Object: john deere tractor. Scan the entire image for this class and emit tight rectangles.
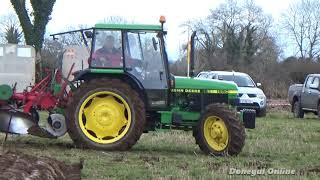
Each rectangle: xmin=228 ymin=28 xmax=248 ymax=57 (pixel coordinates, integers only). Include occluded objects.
xmin=48 ymin=17 xmax=255 ymax=156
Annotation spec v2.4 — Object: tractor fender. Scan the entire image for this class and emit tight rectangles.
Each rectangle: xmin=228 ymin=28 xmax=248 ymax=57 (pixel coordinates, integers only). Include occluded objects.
xmin=71 ymin=69 xmax=91 ymax=82
xmin=71 ymin=69 xmax=148 ymax=104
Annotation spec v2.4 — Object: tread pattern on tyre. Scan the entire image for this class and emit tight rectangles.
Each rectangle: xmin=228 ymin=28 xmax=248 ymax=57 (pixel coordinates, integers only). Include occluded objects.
xmin=193 ymin=103 xmax=245 ymax=156
xmin=293 ymin=101 xmax=304 ymax=118
xmin=66 ymin=78 xmax=146 ymax=151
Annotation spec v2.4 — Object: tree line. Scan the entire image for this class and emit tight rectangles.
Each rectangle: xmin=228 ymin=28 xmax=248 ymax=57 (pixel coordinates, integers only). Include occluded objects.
xmin=171 ymin=0 xmax=320 ymax=98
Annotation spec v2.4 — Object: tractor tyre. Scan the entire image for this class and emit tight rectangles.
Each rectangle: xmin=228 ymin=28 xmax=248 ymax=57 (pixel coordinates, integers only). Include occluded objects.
xmin=293 ymin=101 xmax=304 ymax=118
xmin=193 ymin=104 xmax=245 ymax=156
xmin=66 ymin=78 xmax=146 ymax=151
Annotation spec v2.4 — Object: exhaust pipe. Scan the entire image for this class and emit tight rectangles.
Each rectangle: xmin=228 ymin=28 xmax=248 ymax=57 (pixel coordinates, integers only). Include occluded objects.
xmin=187 ymin=31 xmax=197 ymax=77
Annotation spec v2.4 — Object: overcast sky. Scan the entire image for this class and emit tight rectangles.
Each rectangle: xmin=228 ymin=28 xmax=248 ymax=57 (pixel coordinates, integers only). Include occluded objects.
xmin=0 ymin=0 xmax=294 ymax=59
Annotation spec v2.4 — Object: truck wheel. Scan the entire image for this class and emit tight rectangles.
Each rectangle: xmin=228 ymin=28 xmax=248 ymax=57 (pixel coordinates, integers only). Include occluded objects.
xmin=293 ymin=101 xmax=304 ymax=118
xmin=66 ymin=78 xmax=146 ymax=150
xmin=256 ymin=108 xmax=267 ymax=117
xmin=193 ymin=104 xmax=245 ymax=156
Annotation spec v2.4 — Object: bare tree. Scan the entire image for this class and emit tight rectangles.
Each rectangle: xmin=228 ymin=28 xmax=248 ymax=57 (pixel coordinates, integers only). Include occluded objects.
xmin=282 ymin=0 xmax=320 ymax=60
xmin=175 ymin=0 xmax=284 ymax=98
xmin=0 ymin=13 xmax=23 ymax=44
xmin=10 ymin=0 xmax=56 ymax=52
xmin=183 ymin=0 xmax=276 ymax=70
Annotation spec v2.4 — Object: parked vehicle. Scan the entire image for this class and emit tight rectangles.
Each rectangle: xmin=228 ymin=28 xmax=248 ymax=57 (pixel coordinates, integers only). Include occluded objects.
xmin=197 ymin=71 xmax=267 ymax=117
xmin=288 ymin=74 xmax=320 ymax=118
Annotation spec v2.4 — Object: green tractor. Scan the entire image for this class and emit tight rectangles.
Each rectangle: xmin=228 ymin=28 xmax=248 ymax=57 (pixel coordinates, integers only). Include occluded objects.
xmin=52 ymin=17 xmax=255 ymax=156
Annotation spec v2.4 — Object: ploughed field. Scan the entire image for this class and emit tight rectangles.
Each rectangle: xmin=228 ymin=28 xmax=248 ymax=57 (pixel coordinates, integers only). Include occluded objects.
xmin=0 ymin=111 xmax=319 ymax=179
xmin=0 ymin=151 xmax=81 ymax=180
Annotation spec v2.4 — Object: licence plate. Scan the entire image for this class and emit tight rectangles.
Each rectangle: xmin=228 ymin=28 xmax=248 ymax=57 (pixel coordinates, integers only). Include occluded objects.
xmin=240 ymin=98 xmax=253 ymax=104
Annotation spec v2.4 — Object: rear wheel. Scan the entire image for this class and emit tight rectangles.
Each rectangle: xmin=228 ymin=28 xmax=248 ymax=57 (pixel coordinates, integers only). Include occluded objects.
xmin=66 ymin=78 xmax=145 ymax=150
xmin=293 ymin=101 xmax=304 ymax=118
xmin=193 ymin=104 xmax=245 ymax=156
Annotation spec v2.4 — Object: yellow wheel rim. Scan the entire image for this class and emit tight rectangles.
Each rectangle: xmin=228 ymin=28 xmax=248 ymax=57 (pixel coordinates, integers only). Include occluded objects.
xmin=204 ymin=116 xmax=229 ymax=151
xmin=78 ymin=91 xmax=131 ymax=144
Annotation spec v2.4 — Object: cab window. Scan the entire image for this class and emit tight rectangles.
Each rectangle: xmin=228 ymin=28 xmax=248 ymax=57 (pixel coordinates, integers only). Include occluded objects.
xmin=124 ymin=31 xmax=166 ymax=87
xmin=207 ymin=73 xmax=217 ymax=79
xmin=306 ymin=76 xmax=314 ymax=88
xmin=91 ymin=30 xmax=123 ymax=68
xmin=197 ymin=73 xmax=208 ymax=78
xmin=124 ymin=31 xmax=168 ymax=108
xmin=312 ymin=77 xmax=319 ymax=87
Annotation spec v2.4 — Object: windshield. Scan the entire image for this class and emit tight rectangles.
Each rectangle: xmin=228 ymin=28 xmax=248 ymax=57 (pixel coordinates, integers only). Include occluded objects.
xmin=91 ymin=30 xmax=123 ymax=68
xmin=218 ymin=75 xmax=255 ymax=87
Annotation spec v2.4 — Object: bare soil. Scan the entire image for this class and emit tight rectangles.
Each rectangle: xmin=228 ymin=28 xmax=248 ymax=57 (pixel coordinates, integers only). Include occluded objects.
xmin=0 ymin=150 xmax=82 ymax=180
xmin=267 ymin=99 xmax=291 ymax=112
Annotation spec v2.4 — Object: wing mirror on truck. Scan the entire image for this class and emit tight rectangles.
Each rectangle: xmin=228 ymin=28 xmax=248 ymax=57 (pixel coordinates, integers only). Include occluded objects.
xmin=256 ymin=83 xmax=261 ymax=87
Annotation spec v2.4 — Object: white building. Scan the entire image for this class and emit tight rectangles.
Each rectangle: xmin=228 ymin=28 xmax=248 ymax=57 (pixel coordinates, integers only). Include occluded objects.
xmin=0 ymin=44 xmax=35 ymax=92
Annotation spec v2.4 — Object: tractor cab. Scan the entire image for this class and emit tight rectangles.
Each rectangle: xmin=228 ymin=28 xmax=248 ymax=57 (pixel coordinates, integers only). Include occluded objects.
xmin=52 ymin=22 xmax=170 ymax=109
xmin=89 ymin=24 xmax=169 ymax=108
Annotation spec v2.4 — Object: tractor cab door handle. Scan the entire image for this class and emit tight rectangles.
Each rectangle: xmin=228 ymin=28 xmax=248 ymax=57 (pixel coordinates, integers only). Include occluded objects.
xmin=159 ymin=71 xmax=163 ymax=81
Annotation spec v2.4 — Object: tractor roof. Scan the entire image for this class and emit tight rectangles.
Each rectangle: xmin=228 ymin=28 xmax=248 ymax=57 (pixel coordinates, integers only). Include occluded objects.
xmin=94 ymin=23 xmax=162 ymax=31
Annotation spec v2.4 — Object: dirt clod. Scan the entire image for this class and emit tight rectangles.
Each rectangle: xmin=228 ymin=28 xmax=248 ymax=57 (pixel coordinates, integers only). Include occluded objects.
xmin=0 ymin=151 xmax=82 ymax=180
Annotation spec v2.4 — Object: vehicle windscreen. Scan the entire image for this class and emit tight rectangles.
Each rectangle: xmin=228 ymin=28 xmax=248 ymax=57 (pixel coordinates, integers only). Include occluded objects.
xmin=218 ymin=75 xmax=255 ymax=87
xmin=197 ymin=73 xmax=208 ymax=78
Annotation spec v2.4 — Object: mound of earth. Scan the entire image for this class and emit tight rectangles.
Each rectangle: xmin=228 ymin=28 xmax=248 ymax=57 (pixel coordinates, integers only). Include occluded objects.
xmin=0 ymin=151 xmax=82 ymax=180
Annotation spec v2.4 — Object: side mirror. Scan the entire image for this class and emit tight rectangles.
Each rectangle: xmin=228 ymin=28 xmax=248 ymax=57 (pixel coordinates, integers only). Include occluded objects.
xmin=84 ymin=31 xmax=93 ymax=38
xmin=152 ymin=37 xmax=158 ymax=51
xmin=309 ymin=83 xmax=318 ymax=89
xmin=256 ymin=83 xmax=261 ymax=87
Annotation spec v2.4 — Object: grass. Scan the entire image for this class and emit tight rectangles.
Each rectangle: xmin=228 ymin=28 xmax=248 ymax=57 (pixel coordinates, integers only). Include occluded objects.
xmin=1 ymin=111 xmax=320 ymax=179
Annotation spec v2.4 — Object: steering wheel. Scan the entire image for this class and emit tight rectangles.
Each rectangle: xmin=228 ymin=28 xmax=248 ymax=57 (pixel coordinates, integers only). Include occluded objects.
xmin=91 ymin=56 xmax=112 ymax=67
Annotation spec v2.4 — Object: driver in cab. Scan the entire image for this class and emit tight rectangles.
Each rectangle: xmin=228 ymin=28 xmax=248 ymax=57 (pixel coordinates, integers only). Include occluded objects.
xmin=92 ymin=35 xmax=122 ymax=67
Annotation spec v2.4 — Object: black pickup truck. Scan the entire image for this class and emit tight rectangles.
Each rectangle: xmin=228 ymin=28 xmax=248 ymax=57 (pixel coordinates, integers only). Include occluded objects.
xmin=288 ymin=74 xmax=320 ymax=118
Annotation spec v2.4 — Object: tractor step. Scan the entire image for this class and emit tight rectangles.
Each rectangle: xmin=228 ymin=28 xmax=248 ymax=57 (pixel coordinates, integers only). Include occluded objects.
xmin=172 ymin=113 xmax=183 ymax=125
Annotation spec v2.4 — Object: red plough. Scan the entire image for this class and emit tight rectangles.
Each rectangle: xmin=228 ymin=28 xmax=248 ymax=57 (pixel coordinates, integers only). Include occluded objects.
xmin=0 ymin=64 xmax=75 ymax=138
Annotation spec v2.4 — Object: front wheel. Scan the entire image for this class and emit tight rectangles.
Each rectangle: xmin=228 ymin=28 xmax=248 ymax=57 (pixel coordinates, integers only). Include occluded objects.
xmin=193 ymin=104 xmax=245 ymax=156
xmin=66 ymin=78 xmax=146 ymax=150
